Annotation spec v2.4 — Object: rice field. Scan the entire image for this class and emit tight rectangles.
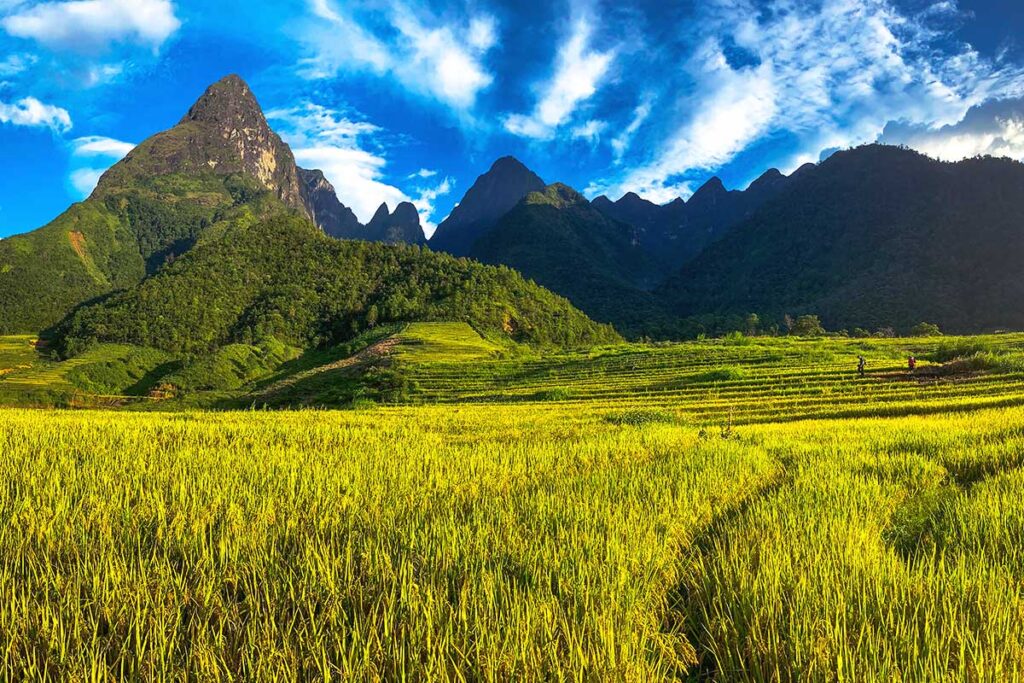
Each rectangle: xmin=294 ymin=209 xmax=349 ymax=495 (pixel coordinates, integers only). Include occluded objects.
xmin=3 ymin=325 xmax=1024 ymax=680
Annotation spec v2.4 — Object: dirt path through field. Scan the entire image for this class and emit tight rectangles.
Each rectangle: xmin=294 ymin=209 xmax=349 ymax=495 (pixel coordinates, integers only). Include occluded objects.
xmin=256 ymin=337 xmax=399 ymax=398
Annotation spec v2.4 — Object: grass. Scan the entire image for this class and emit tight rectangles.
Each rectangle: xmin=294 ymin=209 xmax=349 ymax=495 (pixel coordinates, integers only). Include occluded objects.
xmin=4 ymin=325 xmax=1024 ymax=679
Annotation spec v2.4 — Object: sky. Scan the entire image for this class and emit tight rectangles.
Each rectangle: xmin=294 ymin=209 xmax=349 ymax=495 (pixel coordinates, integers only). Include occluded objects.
xmin=2 ymin=0 xmax=1024 ymax=238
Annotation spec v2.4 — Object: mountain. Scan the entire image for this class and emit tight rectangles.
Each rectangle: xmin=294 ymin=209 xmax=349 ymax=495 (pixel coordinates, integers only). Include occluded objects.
xmin=364 ymin=202 xmax=427 ymax=245
xmin=56 ymin=213 xmax=618 ymax=356
xmin=298 ymin=168 xmax=362 ymax=238
xmin=0 ymin=74 xmax=316 ymax=334
xmin=592 ymin=169 xmax=794 ymax=268
xmin=2 ymin=74 xmax=616 ymax=354
xmin=430 ymin=156 xmax=546 ymax=255
xmin=468 ymin=183 xmax=672 ymax=334
xmin=98 ymin=75 xmax=310 ymax=215
xmin=659 ymin=144 xmax=1024 ymax=333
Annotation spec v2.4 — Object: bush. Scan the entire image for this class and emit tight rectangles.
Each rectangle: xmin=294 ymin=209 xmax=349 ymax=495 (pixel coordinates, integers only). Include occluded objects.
xmin=929 ymin=340 xmax=995 ymax=363
xmin=791 ymin=315 xmax=825 ymax=337
xmin=911 ymin=322 xmax=942 ymax=337
xmin=722 ymin=331 xmax=752 ymax=346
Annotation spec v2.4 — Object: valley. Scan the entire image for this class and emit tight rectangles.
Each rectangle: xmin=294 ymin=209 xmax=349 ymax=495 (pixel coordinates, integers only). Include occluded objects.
xmin=3 ymin=62 xmax=1024 ymax=681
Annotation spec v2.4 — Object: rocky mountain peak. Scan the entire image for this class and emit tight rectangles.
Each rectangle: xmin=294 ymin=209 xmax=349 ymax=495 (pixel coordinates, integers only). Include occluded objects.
xmin=392 ymin=201 xmax=420 ymax=223
xmin=298 ymin=168 xmax=362 ymax=238
xmin=689 ymin=176 xmax=727 ymax=204
xmin=369 ymin=203 xmax=391 ymax=225
xmin=96 ymin=74 xmax=310 ymax=220
xmin=430 ymin=155 xmax=546 ymax=256
xmin=365 ymin=202 xmax=426 ymax=245
xmin=179 ymin=74 xmax=263 ymax=129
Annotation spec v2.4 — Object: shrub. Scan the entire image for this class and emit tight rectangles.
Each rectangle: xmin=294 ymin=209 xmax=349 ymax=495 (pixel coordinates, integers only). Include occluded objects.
xmin=722 ymin=331 xmax=752 ymax=346
xmin=911 ymin=322 xmax=942 ymax=337
xmin=791 ymin=315 xmax=825 ymax=337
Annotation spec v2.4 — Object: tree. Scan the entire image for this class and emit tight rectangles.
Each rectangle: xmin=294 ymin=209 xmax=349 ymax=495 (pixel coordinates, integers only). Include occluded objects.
xmin=783 ymin=314 xmax=795 ymax=334
xmin=745 ymin=313 xmax=760 ymax=337
xmin=791 ymin=314 xmax=825 ymax=337
xmin=910 ymin=322 xmax=942 ymax=337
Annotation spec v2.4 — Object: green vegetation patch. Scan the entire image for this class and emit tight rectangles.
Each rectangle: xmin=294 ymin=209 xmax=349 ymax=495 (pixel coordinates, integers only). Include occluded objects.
xmin=67 ymin=345 xmax=177 ymax=395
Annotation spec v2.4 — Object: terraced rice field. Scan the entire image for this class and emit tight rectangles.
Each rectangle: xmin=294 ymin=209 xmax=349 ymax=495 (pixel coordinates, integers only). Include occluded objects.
xmin=3 ymin=325 xmax=1024 ymax=680
xmin=395 ymin=327 xmax=1024 ymax=424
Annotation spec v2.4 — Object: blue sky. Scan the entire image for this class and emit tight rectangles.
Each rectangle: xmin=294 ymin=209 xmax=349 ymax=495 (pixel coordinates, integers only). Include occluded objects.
xmin=1 ymin=0 xmax=1024 ymax=238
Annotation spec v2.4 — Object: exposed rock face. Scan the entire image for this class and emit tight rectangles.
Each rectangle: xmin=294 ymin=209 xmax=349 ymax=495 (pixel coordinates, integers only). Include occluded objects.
xmin=364 ymin=202 xmax=427 ymax=245
xmin=95 ymin=74 xmax=311 ymax=219
xmin=430 ymin=156 xmax=546 ymax=255
xmin=298 ymin=168 xmax=362 ymax=238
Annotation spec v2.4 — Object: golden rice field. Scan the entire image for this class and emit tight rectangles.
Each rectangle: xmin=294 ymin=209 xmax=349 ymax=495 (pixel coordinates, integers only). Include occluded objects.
xmin=3 ymin=325 xmax=1024 ymax=680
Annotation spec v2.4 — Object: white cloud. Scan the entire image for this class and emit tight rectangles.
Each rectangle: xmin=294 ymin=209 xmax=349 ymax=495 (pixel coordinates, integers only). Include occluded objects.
xmin=598 ymin=0 xmax=1024 ymax=201
xmin=611 ymin=96 xmax=652 ymax=161
xmin=2 ymin=0 xmax=180 ymax=53
xmin=467 ymin=16 xmax=496 ymax=52
xmin=408 ymin=168 xmax=437 ymax=179
xmin=268 ymin=102 xmax=415 ymax=224
xmin=69 ymin=167 xmax=104 ymax=196
xmin=880 ymin=98 xmax=1024 ymax=162
xmin=71 ymin=134 xmax=134 ymax=157
xmin=66 ymin=135 xmax=133 ymax=197
xmin=83 ymin=62 xmax=124 ymax=86
xmin=410 ymin=176 xmax=453 ymax=237
xmin=0 ymin=95 xmax=70 ymax=131
xmin=299 ymin=1 xmax=496 ymax=112
xmin=0 ymin=53 xmax=35 ymax=76
xmin=504 ymin=18 xmax=616 ymax=140
xmin=571 ymin=119 xmax=606 ymax=143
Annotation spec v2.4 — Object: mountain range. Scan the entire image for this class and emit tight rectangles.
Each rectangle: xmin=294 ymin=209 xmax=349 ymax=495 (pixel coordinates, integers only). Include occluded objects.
xmin=0 ymin=75 xmax=614 ymax=353
xmin=425 ymin=144 xmax=1024 ymax=336
xmin=3 ymin=73 xmax=1024 ymax=351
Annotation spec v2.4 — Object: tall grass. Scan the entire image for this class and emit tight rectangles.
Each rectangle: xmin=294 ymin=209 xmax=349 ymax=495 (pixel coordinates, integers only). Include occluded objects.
xmin=2 ymin=406 xmax=1024 ymax=680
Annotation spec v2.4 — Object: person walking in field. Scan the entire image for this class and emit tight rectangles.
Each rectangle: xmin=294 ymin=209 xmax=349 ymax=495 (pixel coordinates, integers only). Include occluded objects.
xmin=908 ymin=356 xmax=917 ymax=373
xmin=858 ymin=356 xmax=866 ymax=377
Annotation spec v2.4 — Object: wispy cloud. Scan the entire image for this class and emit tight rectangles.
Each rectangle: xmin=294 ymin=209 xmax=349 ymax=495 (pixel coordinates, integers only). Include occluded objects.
xmin=410 ymin=175 xmax=453 ymax=237
xmin=0 ymin=95 xmax=70 ymax=131
xmin=571 ymin=119 xmax=606 ymax=144
xmin=1 ymin=0 xmax=181 ymax=53
xmin=0 ymin=52 xmax=35 ymax=76
xmin=268 ymin=102 xmax=408 ymax=224
xmin=611 ymin=95 xmax=652 ymax=162
xmin=71 ymin=134 xmax=134 ymax=157
xmin=595 ymin=0 xmax=1024 ymax=201
xmin=68 ymin=134 xmax=134 ymax=197
xmin=298 ymin=1 xmax=497 ymax=112
xmin=504 ymin=17 xmax=616 ymax=140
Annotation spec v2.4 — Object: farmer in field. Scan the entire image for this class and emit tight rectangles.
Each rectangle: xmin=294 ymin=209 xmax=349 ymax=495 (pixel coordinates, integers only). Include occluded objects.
xmin=858 ymin=356 xmax=866 ymax=377
xmin=908 ymin=356 xmax=917 ymax=373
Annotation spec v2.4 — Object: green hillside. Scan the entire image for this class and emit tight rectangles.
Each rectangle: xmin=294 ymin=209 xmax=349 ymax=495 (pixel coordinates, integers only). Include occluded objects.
xmin=0 ymin=75 xmax=311 ymax=335
xmin=659 ymin=146 xmax=1024 ymax=333
xmin=55 ymin=213 xmax=619 ymax=358
xmin=470 ymin=184 xmax=672 ymax=336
